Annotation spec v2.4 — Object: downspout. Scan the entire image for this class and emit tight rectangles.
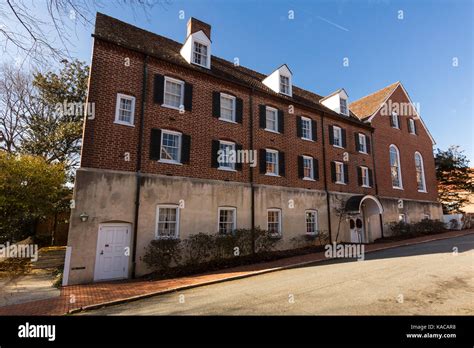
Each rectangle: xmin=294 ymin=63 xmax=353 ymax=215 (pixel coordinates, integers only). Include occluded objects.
xmin=370 ymin=129 xmax=384 ymax=238
xmin=320 ymin=113 xmax=332 ymax=244
xmin=131 ymin=54 xmax=148 ymax=278
xmin=249 ymin=88 xmax=256 ymax=254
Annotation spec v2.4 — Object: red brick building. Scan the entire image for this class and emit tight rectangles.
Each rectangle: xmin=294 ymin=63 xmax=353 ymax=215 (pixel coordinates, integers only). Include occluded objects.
xmin=64 ymin=13 xmax=442 ymax=285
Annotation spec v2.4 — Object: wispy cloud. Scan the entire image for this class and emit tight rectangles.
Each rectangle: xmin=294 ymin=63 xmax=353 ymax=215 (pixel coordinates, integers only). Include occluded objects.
xmin=317 ymin=16 xmax=349 ymax=32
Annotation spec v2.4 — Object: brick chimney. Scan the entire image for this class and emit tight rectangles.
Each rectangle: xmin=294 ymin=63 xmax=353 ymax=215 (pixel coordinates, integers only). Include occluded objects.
xmin=187 ymin=17 xmax=211 ymax=40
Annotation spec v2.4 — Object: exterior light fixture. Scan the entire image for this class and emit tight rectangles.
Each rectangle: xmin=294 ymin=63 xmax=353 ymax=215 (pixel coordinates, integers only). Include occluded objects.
xmin=79 ymin=212 xmax=89 ymax=222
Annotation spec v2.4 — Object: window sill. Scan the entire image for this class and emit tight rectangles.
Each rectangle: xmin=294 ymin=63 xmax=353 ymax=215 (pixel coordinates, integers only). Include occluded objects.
xmin=158 ymin=160 xmax=183 ymax=166
xmin=417 ymin=189 xmax=427 ymax=193
xmin=264 ymin=129 xmax=280 ymax=134
xmin=114 ymin=121 xmax=135 ymax=127
xmin=191 ymin=61 xmax=210 ymax=69
xmin=361 ymin=185 xmax=371 ymax=188
xmin=301 ymin=137 xmax=315 ymax=142
xmin=218 ymin=117 xmax=237 ymax=124
xmin=155 ymin=236 xmax=179 ymax=240
xmin=161 ymin=103 xmax=184 ymax=111
xmin=265 ymin=173 xmax=280 ymax=177
xmin=269 ymin=233 xmax=282 ymax=239
xmin=333 ymin=144 xmax=344 ymax=149
xmin=218 ymin=167 xmax=237 ymax=172
xmin=392 ymin=186 xmax=404 ymax=190
xmin=358 ymin=151 xmax=368 ymax=155
xmin=335 ymin=181 xmax=347 ymax=185
xmin=303 ymin=177 xmax=315 ymax=181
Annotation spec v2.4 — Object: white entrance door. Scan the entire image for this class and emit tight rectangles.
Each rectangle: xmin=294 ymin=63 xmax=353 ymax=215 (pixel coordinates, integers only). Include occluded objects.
xmin=94 ymin=224 xmax=131 ymax=281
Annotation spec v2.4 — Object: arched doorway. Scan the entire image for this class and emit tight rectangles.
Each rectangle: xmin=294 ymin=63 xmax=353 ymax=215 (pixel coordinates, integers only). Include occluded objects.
xmin=345 ymin=195 xmax=383 ymax=243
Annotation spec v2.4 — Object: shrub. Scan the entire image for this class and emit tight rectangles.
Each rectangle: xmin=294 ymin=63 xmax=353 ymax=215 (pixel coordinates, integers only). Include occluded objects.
xmin=142 ymin=238 xmax=182 ymax=273
xmin=389 ymin=221 xmax=412 ymax=236
xmin=411 ymin=219 xmax=446 ymax=235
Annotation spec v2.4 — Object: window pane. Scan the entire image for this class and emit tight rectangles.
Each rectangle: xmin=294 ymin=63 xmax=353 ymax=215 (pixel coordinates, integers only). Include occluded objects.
xmin=220 ymin=95 xmax=234 ymax=121
xmin=302 ymin=119 xmax=311 ymax=139
xmin=157 ymin=207 xmax=178 ymax=238
xmin=164 ymin=80 xmax=183 ymax=108
xmin=306 ymin=211 xmax=317 ymax=234
xmin=161 ymin=132 xmax=180 ymax=161
xmin=219 ymin=142 xmax=235 ymax=169
xmin=219 ymin=209 xmax=235 ymax=234
xmin=266 ymin=151 xmax=277 ymax=174
xmin=266 ymin=109 xmax=277 ymax=131
xmin=268 ymin=211 xmax=280 ymax=234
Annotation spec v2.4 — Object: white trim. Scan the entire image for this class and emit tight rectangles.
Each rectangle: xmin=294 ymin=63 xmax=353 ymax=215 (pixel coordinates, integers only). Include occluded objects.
xmin=300 ymin=116 xmax=313 ymax=141
xmin=334 ymin=160 xmax=345 ymax=185
xmin=267 ymin=208 xmax=282 ymax=236
xmin=155 ymin=204 xmax=180 ymax=239
xmin=360 ymin=165 xmax=371 ymax=188
xmin=114 ymin=93 xmax=135 ymax=126
xmin=414 ymin=151 xmax=427 ymax=193
xmin=305 ymin=209 xmax=319 ymax=235
xmin=264 ymin=106 xmax=279 ymax=133
xmin=217 ymin=206 xmax=237 ymax=234
xmin=162 ymin=76 xmax=185 ymax=110
xmin=265 ymin=148 xmax=279 ymax=176
xmin=358 ymin=133 xmax=368 ymax=154
xmin=302 ymin=155 xmax=314 ymax=180
xmin=192 ymin=40 xmax=210 ymax=68
xmin=408 ymin=118 xmax=417 ymax=135
xmin=219 ymin=93 xmax=236 ymax=123
xmin=218 ymin=140 xmax=236 ymax=170
xmin=359 ymin=195 xmax=384 ymax=214
xmin=340 ymin=97 xmax=349 ymax=116
xmin=332 ymin=125 xmax=343 ymax=148
xmin=159 ymin=129 xmax=182 ymax=164
xmin=62 ymin=246 xmax=72 ymax=286
xmin=389 ymin=144 xmax=403 ymax=189
xmin=391 ymin=112 xmax=400 ymax=129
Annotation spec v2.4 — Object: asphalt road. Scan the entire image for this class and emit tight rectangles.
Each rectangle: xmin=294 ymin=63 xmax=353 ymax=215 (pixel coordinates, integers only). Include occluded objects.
xmin=79 ymin=234 xmax=474 ymax=315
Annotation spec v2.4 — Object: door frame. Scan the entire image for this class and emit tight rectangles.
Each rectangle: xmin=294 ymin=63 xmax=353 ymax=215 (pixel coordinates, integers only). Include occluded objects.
xmin=93 ymin=222 xmax=132 ymax=282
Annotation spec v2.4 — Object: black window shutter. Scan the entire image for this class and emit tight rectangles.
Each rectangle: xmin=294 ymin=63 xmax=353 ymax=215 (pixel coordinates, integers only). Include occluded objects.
xmin=236 ymin=98 xmax=243 ymax=123
xmin=296 ymin=116 xmax=302 ymax=138
xmin=212 ymin=92 xmax=220 ymax=118
xmin=389 ymin=115 xmax=394 ymax=127
xmin=355 ymin=132 xmax=360 ymax=152
xmin=341 ymin=128 xmax=347 ymax=148
xmin=297 ymin=155 xmax=304 ymax=178
xmin=278 ymin=110 xmax=284 ymax=133
xmin=311 ymin=120 xmax=317 ymax=141
xmin=343 ymin=163 xmax=349 ymax=183
xmin=184 ymin=83 xmax=193 ymax=111
xmin=153 ymin=74 xmax=164 ymax=104
xmin=397 ymin=115 xmax=401 ymax=129
xmin=357 ymin=167 xmax=362 ymax=186
xmin=329 ymin=125 xmax=334 ymax=145
xmin=150 ymin=128 xmax=162 ymax=160
xmin=368 ymin=168 xmax=374 ymax=187
xmin=366 ymin=135 xmax=371 ymax=154
xmin=279 ymin=151 xmax=285 ymax=176
xmin=259 ymin=105 xmax=266 ymax=128
xmin=259 ymin=149 xmax=266 ymax=174
xmin=313 ymin=158 xmax=319 ymax=180
xmin=181 ymin=134 xmax=191 ymax=164
xmin=211 ymin=140 xmax=220 ymax=168
xmin=330 ymin=161 xmax=336 ymax=182
xmin=235 ymin=143 xmax=243 ymax=171
xmin=413 ymin=120 xmax=417 ymax=134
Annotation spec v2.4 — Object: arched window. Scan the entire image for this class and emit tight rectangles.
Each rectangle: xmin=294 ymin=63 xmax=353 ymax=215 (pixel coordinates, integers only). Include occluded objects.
xmin=414 ymin=152 xmax=426 ymax=192
xmin=389 ymin=145 xmax=403 ymax=189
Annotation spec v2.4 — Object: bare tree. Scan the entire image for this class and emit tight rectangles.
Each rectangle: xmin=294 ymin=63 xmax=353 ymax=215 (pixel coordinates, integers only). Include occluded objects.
xmin=1 ymin=0 xmax=163 ymax=64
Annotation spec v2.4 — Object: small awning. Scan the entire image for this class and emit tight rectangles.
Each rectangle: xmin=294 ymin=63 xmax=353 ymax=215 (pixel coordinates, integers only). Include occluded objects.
xmin=345 ymin=195 xmax=365 ymax=213
xmin=345 ymin=195 xmax=384 ymax=214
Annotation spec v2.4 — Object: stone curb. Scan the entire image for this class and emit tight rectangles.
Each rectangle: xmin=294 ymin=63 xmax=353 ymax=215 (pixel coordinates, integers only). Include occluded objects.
xmin=69 ymin=229 xmax=474 ymax=314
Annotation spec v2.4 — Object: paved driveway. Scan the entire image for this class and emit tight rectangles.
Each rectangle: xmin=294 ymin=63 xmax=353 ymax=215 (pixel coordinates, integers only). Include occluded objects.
xmin=79 ymin=234 xmax=474 ymax=315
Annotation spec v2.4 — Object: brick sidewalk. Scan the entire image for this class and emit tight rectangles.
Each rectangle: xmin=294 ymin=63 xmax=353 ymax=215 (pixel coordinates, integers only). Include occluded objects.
xmin=0 ymin=229 xmax=472 ymax=316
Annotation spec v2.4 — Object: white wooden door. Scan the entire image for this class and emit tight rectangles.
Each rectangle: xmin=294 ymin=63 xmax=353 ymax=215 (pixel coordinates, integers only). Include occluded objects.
xmin=94 ymin=224 xmax=131 ymax=281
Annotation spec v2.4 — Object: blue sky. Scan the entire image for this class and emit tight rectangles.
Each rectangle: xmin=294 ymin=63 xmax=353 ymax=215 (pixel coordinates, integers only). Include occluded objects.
xmin=6 ymin=0 xmax=474 ymax=161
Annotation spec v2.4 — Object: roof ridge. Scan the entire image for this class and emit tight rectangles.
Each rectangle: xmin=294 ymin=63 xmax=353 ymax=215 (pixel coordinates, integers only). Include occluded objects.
xmin=350 ymin=81 xmax=400 ymax=105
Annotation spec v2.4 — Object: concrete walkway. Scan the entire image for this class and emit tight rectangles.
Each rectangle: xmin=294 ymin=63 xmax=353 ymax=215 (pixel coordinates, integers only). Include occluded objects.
xmin=0 ymin=229 xmax=472 ymax=315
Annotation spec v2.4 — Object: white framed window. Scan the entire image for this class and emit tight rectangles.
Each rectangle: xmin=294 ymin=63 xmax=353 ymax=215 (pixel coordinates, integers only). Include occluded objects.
xmin=280 ymin=75 xmax=291 ymax=95
xmin=390 ymin=144 xmax=403 ymax=189
xmin=360 ymin=166 xmax=370 ymax=187
xmin=192 ymin=41 xmax=209 ymax=67
xmin=391 ymin=112 xmax=400 ymax=129
xmin=415 ymin=152 xmax=426 ymax=192
xmin=265 ymin=106 xmax=279 ymax=133
xmin=335 ymin=161 xmax=345 ymax=184
xmin=267 ymin=209 xmax=281 ymax=236
xmin=399 ymin=213 xmax=407 ymax=223
xmin=163 ymin=77 xmax=184 ymax=110
xmin=265 ymin=149 xmax=279 ymax=176
xmin=305 ymin=210 xmax=319 ymax=235
xmin=301 ymin=117 xmax=313 ymax=140
xmin=218 ymin=140 xmax=236 ymax=171
xmin=160 ymin=130 xmax=182 ymax=164
xmin=340 ymin=98 xmax=348 ymax=115
xmin=408 ymin=119 xmax=416 ymax=134
xmin=358 ymin=133 xmax=367 ymax=153
xmin=218 ymin=207 xmax=236 ymax=234
xmin=156 ymin=205 xmax=179 ymax=239
xmin=333 ymin=126 xmax=342 ymax=147
xmin=114 ymin=93 xmax=135 ymax=126
xmin=303 ymin=155 xmax=314 ymax=180
xmin=220 ymin=93 xmax=236 ymax=122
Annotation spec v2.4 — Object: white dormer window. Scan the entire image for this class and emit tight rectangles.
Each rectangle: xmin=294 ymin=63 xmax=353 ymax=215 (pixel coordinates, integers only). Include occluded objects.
xmin=280 ymin=75 xmax=290 ymax=95
xmin=192 ymin=41 xmax=209 ymax=67
xmin=340 ymin=98 xmax=348 ymax=115
xmin=262 ymin=65 xmax=293 ymax=97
